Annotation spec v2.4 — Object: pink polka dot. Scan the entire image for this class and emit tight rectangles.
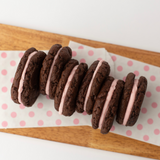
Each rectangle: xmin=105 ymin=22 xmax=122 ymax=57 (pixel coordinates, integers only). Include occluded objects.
xmin=110 ymin=125 xmax=115 ymax=131
xmin=1 ymin=87 xmax=7 ymax=93
xmin=111 ymin=56 xmax=117 ymax=61
xmin=46 ymin=95 xmax=50 ymax=99
xmin=2 ymin=121 xmax=8 ymax=127
xmin=127 ymin=61 xmax=133 ymax=66
xmin=19 ymin=52 xmax=24 ymax=58
xmin=10 ymin=60 xmax=16 ymax=66
xmin=38 ymin=120 xmax=44 ymax=126
xmin=137 ymin=124 xmax=143 ymax=130
xmin=134 ymin=71 xmax=139 ymax=77
xmin=158 ymin=113 xmax=160 ymax=118
xmin=1 ymin=69 xmax=7 ymax=76
xmin=147 ymin=118 xmax=153 ymax=124
xmin=82 ymin=111 xmax=87 ymax=115
xmin=47 ymin=111 xmax=52 ymax=117
xmin=144 ymin=65 xmax=149 ymax=71
xmin=123 ymin=76 xmax=126 ymax=82
xmin=146 ymin=91 xmax=151 ymax=97
xmin=20 ymin=121 xmax=26 ymax=127
xmin=154 ymin=129 xmax=160 ymax=135
xmin=2 ymin=104 xmax=8 ymax=110
xmin=117 ymin=66 xmax=123 ymax=72
xmin=150 ymin=75 xmax=156 ymax=81
xmin=1 ymin=52 xmax=7 ymax=58
xmin=141 ymin=108 xmax=147 ymax=114
xmin=10 ymin=77 xmax=14 ymax=83
xmin=11 ymin=112 xmax=17 ymax=118
xmin=56 ymin=119 xmax=61 ymax=125
xmin=29 ymin=111 xmax=35 ymax=117
xmin=19 ymin=104 xmax=25 ymax=109
xmin=80 ymin=59 xmax=86 ymax=63
xmin=97 ymin=58 xmax=102 ymax=61
xmin=126 ymin=130 xmax=132 ymax=136
xmin=37 ymin=103 xmax=43 ymax=109
xmin=78 ymin=46 xmax=84 ymax=49
xmin=152 ymin=102 xmax=157 ymax=108
xmin=72 ymin=51 xmax=77 ymax=57
xmin=73 ymin=118 xmax=79 ymax=125
xmin=143 ymin=135 xmax=149 ymax=141
xmin=88 ymin=50 xmax=94 ymax=56
xmin=156 ymin=86 xmax=160 ymax=92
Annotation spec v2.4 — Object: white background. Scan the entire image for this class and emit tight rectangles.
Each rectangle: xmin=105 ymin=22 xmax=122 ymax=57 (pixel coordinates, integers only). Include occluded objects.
xmin=0 ymin=0 xmax=159 ymax=159
xmin=0 ymin=0 xmax=160 ymax=53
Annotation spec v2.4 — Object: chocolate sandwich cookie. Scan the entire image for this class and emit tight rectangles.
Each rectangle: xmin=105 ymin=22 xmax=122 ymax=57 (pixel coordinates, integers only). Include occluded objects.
xmin=54 ymin=59 xmax=79 ymax=111
xmin=116 ymin=72 xmax=147 ymax=126
xmin=39 ymin=44 xmax=72 ymax=99
xmin=76 ymin=60 xmax=110 ymax=115
xmin=92 ymin=76 xmax=124 ymax=134
xmin=11 ymin=47 xmax=46 ymax=107
xmin=56 ymin=62 xmax=88 ymax=116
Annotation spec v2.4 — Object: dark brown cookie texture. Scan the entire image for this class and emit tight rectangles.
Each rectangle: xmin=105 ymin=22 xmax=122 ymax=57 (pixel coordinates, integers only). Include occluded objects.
xmin=126 ymin=76 xmax=147 ymax=126
xmin=11 ymin=48 xmax=46 ymax=107
xmin=39 ymin=44 xmax=72 ymax=99
xmin=81 ymin=60 xmax=110 ymax=115
xmin=116 ymin=73 xmax=147 ymax=126
xmin=76 ymin=61 xmax=99 ymax=113
xmin=40 ymin=44 xmax=62 ymax=95
xmin=92 ymin=77 xmax=124 ymax=134
xmin=116 ymin=72 xmax=135 ymax=124
xmin=92 ymin=76 xmax=114 ymax=129
xmin=54 ymin=59 xmax=79 ymax=111
xmin=60 ymin=63 xmax=88 ymax=116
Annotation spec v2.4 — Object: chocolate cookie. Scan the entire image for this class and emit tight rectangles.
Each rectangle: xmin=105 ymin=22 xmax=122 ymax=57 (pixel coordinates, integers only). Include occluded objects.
xmin=54 ymin=59 xmax=79 ymax=111
xmin=57 ymin=63 xmax=88 ymax=116
xmin=39 ymin=44 xmax=72 ymax=99
xmin=76 ymin=60 xmax=110 ymax=115
xmin=92 ymin=76 xmax=124 ymax=134
xmin=116 ymin=72 xmax=147 ymax=126
xmin=11 ymin=47 xmax=46 ymax=107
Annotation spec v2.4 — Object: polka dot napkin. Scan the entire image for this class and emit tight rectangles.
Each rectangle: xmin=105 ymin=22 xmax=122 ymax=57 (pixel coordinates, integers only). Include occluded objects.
xmin=69 ymin=41 xmax=160 ymax=146
xmin=0 ymin=41 xmax=159 ymax=146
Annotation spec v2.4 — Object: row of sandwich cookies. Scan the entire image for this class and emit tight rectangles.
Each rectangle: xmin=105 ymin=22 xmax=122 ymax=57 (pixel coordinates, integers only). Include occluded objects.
xmin=11 ymin=44 xmax=147 ymax=134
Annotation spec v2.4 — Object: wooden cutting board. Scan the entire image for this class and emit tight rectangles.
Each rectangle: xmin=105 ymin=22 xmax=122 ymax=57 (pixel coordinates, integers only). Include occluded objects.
xmin=0 ymin=24 xmax=160 ymax=159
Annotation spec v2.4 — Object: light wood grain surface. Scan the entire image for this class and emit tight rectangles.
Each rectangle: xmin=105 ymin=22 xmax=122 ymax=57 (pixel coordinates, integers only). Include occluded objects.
xmin=0 ymin=24 xmax=159 ymax=159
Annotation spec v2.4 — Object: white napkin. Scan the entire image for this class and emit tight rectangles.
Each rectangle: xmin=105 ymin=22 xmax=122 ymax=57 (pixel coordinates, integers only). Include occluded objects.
xmin=69 ymin=41 xmax=160 ymax=146
xmin=0 ymin=41 xmax=159 ymax=146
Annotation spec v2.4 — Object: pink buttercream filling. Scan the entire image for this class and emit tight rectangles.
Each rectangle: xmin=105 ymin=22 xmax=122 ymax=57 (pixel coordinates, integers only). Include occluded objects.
xmin=98 ymin=79 xmax=118 ymax=129
xmin=18 ymin=51 xmax=38 ymax=104
xmin=123 ymin=79 xmax=139 ymax=126
xmin=59 ymin=65 xmax=78 ymax=115
xmin=83 ymin=60 xmax=104 ymax=111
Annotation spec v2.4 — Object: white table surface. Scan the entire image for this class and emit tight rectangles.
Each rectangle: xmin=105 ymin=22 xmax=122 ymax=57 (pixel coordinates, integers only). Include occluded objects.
xmin=0 ymin=132 xmax=153 ymax=160
xmin=0 ymin=0 xmax=159 ymax=159
xmin=0 ymin=0 xmax=160 ymax=53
